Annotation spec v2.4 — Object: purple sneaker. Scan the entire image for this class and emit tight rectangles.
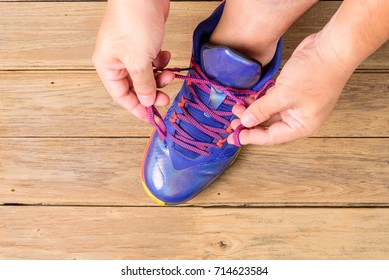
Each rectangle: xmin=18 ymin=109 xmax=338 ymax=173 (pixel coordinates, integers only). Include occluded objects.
xmin=141 ymin=2 xmax=282 ymax=205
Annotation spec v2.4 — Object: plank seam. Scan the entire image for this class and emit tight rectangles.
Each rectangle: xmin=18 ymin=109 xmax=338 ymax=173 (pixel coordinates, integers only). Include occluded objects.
xmin=2 ymin=203 xmax=389 ymax=209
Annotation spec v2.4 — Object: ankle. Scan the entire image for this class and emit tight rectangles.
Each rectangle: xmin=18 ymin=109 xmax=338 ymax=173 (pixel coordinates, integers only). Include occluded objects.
xmin=209 ymin=31 xmax=278 ymax=66
xmin=209 ymin=0 xmax=318 ymax=65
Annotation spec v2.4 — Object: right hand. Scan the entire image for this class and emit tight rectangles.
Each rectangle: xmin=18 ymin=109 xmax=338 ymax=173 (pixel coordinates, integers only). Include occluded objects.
xmin=93 ymin=0 xmax=174 ymax=121
xmin=227 ymin=33 xmax=353 ymax=146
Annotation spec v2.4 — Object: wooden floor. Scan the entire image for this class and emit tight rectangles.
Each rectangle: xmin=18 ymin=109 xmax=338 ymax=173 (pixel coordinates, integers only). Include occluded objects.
xmin=0 ymin=1 xmax=388 ymax=259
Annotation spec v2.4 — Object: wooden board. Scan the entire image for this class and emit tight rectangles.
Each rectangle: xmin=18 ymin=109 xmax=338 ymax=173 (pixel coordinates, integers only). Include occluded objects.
xmin=1 ymin=206 xmax=388 ymax=259
xmin=0 ymin=2 xmax=388 ymax=70
xmin=0 ymin=0 xmax=388 ymax=262
xmin=1 ymin=138 xmax=388 ymax=206
xmin=0 ymin=71 xmax=388 ymax=137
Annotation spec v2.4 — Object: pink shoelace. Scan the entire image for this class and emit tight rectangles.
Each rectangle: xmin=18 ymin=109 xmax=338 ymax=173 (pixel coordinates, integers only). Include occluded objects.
xmin=148 ymin=59 xmax=274 ymax=156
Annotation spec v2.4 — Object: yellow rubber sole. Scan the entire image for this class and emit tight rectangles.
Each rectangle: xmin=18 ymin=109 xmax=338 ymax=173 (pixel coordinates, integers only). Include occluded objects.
xmin=141 ymin=180 xmax=167 ymax=206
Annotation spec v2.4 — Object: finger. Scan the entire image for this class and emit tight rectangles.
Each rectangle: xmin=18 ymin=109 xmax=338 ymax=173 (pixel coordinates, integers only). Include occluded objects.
xmin=126 ymin=99 xmax=149 ymax=122
xmin=230 ymin=118 xmax=241 ymax=130
xmin=240 ymin=86 xmax=289 ymax=128
xmin=227 ymin=118 xmax=242 ymax=145
xmin=243 ymin=96 xmax=256 ymax=106
xmin=259 ymin=113 xmax=282 ymax=127
xmin=233 ymin=103 xmax=282 ymax=128
xmin=154 ymin=90 xmax=170 ymax=107
xmin=227 ymin=119 xmax=242 ymax=145
xmin=96 ymin=67 xmax=133 ymax=108
xmin=227 ymin=133 xmax=236 ymax=145
xmin=96 ymin=67 xmax=149 ymax=121
xmin=234 ymin=120 xmax=305 ymax=146
xmin=97 ymin=68 xmax=130 ymax=98
xmin=232 ymin=104 xmax=246 ymax=118
xmin=110 ymin=88 xmax=148 ymax=122
xmin=127 ymin=62 xmax=157 ymax=107
xmin=153 ymin=50 xmax=171 ymax=69
xmin=156 ymin=70 xmax=175 ymax=88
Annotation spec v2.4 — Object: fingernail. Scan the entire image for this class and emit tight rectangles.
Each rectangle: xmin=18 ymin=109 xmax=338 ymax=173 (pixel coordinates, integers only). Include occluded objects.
xmin=241 ymin=111 xmax=257 ymax=127
xmin=138 ymin=95 xmax=155 ymax=107
xmin=162 ymin=55 xmax=170 ymax=65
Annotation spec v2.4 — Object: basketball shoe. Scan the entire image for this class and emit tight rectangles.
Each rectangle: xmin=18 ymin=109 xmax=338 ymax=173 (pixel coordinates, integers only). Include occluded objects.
xmin=141 ymin=2 xmax=282 ymax=205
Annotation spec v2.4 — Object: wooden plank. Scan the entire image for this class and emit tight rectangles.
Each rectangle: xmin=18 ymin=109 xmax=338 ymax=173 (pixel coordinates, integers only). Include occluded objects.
xmin=0 ymin=138 xmax=388 ymax=206
xmin=0 ymin=2 xmax=387 ymax=70
xmin=321 ymin=72 xmax=389 ymax=137
xmin=1 ymin=206 xmax=388 ymax=259
xmin=0 ymin=71 xmax=387 ymax=137
xmin=0 ymin=71 xmax=169 ymax=137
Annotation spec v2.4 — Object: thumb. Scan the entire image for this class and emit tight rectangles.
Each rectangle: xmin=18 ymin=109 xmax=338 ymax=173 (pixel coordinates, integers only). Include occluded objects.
xmin=241 ymin=85 xmax=289 ymax=127
xmin=127 ymin=62 xmax=157 ymax=107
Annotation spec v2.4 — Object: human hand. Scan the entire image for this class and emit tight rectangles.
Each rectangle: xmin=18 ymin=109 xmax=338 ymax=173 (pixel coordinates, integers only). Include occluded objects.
xmin=93 ymin=0 xmax=174 ymax=121
xmin=228 ymin=33 xmax=354 ymax=145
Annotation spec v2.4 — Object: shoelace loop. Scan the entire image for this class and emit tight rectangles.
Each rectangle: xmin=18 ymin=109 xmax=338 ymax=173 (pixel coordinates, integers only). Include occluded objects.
xmin=148 ymin=60 xmax=274 ymax=155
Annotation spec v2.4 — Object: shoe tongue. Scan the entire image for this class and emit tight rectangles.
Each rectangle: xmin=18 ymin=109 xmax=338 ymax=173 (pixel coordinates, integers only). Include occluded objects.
xmin=200 ymin=43 xmax=262 ymax=89
xmin=172 ymin=45 xmax=263 ymax=160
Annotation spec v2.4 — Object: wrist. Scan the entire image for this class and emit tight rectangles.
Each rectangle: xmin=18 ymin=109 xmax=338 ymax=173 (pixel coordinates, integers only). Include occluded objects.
xmin=314 ymin=28 xmax=357 ymax=77
xmin=108 ymin=0 xmax=170 ymax=20
xmin=316 ymin=19 xmax=362 ymax=74
xmin=316 ymin=0 xmax=389 ymax=73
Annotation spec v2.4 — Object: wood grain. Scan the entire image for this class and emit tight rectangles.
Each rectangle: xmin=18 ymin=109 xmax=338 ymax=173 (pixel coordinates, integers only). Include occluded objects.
xmin=1 ymin=206 xmax=388 ymax=259
xmin=0 ymin=71 xmax=171 ymax=137
xmin=0 ymin=2 xmax=388 ymax=70
xmin=0 ymin=71 xmax=388 ymax=137
xmin=0 ymin=138 xmax=388 ymax=206
xmin=0 ymin=0 xmax=388 ymax=262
